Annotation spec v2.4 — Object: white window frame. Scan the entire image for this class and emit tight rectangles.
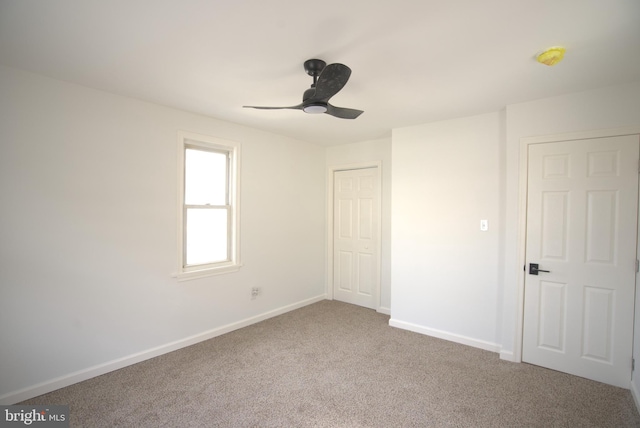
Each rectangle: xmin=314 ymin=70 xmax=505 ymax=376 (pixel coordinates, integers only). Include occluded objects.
xmin=176 ymin=131 xmax=241 ymax=281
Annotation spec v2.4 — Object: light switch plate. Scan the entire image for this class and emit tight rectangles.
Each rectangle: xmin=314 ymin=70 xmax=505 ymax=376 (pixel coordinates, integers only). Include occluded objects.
xmin=480 ymin=219 xmax=489 ymax=231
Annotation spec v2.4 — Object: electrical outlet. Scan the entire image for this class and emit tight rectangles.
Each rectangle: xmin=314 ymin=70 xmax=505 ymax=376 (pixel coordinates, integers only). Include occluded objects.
xmin=251 ymin=287 xmax=260 ymax=299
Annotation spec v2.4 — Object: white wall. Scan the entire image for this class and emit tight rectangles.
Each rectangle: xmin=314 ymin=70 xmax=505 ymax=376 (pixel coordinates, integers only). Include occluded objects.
xmin=390 ymin=112 xmax=504 ymax=351
xmin=0 ymin=66 xmax=326 ymax=402
xmin=390 ymin=83 xmax=640 ymax=386
xmin=326 ymin=138 xmax=392 ymax=312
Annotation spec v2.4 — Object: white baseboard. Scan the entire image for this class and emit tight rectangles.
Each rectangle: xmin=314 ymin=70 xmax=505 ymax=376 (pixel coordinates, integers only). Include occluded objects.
xmin=499 ymin=350 xmax=517 ymax=362
xmin=0 ymin=294 xmax=327 ymax=405
xmin=388 ymin=318 xmax=501 ymax=353
xmin=377 ymin=306 xmax=391 ymax=315
xmin=631 ymin=379 xmax=640 ymax=415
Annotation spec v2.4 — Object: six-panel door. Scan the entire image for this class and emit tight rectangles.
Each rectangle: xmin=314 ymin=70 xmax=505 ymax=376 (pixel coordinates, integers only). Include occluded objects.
xmin=333 ymin=168 xmax=380 ymax=309
xmin=523 ymin=135 xmax=639 ymax=388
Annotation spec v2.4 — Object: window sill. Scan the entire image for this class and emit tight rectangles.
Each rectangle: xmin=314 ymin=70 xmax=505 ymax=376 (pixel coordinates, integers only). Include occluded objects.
xmin=172 ymin=263 xmax=243 ymax=282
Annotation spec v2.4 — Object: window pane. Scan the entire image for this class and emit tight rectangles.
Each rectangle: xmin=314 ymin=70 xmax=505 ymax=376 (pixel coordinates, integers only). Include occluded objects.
xmin=185 ymin=148 xmax=227 ymax=205
xmin=185 ymin=208 xmax=228 ymax=265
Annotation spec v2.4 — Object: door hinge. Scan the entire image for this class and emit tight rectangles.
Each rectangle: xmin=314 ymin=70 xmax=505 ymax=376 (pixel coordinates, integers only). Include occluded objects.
xmin=636 ymin=260 xmax=639 ymax=273
xmin=633 ymin=358 xmax=635 ymax=371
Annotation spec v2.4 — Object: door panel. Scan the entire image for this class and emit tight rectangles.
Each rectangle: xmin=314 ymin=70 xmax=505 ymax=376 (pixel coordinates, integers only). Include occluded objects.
xmin=333 ymin=168 xmax=380 ymax=309
xmin=541 ymin=191 xmax=569 ymax=260
xmin=523 ymin=135 xmax=639 ymax=388
xmin=582 ymin=286 xmax=613 ymax=362
xmin=337 ymin=251 xmax=353 ymax=291
xmin=537 ymin=280 xmax=566 ymax=352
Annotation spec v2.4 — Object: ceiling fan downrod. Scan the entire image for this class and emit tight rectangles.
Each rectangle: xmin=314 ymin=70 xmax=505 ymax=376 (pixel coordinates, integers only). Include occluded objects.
xmin=303 ymin=59 xmax=326 ymax=88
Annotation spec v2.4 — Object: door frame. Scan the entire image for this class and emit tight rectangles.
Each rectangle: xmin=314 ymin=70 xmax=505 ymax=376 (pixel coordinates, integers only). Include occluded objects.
xmin=514 ymin=126 xmax=640 ymax=363
xmin=327 ymin=161 xmax=382 ymax=311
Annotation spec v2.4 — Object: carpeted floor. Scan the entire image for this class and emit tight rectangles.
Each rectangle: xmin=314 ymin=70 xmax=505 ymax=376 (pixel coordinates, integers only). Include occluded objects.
xmin=22 ymin=300 xmax=640 ymax=427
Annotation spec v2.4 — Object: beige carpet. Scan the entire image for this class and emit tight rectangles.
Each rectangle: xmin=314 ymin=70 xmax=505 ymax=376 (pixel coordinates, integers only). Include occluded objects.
xmin=22 ymin=300 xmax=640 ymax=427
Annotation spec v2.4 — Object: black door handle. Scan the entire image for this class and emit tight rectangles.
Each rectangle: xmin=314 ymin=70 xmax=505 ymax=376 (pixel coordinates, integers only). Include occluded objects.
xmin=529 ymin=263 xmax=550 ymax=275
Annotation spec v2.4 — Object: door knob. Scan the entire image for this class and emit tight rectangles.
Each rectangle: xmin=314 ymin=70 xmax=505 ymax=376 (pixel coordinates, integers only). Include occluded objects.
xmin=529 ymin=263 xmax=550 ymax=275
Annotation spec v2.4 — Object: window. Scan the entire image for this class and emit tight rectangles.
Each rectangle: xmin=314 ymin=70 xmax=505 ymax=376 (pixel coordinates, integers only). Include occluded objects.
xmin=177 ymin=131 xmax=240 ymax=280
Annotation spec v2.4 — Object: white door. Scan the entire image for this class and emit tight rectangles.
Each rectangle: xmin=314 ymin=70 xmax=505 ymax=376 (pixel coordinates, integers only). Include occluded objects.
xmin=523 ymin=135 xmax=639 ymax=388
xmin=333 ymin=168 xmax=380 ymax=309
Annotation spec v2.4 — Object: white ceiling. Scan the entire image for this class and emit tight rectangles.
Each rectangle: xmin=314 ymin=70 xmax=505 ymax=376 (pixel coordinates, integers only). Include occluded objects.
xmin=1 ymin=0 xmax=639 ymax=146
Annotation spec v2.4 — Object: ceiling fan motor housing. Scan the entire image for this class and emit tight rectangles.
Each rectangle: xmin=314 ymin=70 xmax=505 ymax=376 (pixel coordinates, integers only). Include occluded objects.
xmin=303 ymin=87 xmax=316 ymax=101
xmin=302 ymin=87 xmax=327 ymax=113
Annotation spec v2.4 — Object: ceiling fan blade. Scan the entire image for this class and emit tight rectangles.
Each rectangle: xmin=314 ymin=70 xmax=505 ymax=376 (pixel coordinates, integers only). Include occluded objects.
xmin=243 ymin=104 xmax=303 ymax=110
xmin=311 ymin=63 xmax=352 ymax=101
xmin=325 ymin=104 xmax=364 ymax=119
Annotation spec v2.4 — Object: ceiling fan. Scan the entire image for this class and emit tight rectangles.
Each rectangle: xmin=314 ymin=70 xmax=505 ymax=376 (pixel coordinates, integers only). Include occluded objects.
xmin=243 ymin=59 xmax=364 ymax=119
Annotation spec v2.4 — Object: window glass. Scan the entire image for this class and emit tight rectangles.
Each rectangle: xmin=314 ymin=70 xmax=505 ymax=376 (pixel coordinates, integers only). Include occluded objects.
xmin=185 ymin=208 xmax=228 ymax=265
xmin=184 ymin=148 xmax=227 ymax=206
